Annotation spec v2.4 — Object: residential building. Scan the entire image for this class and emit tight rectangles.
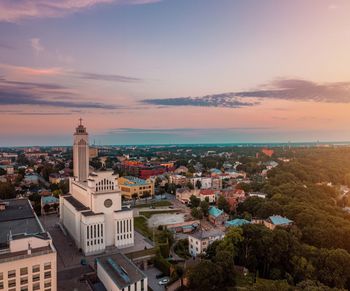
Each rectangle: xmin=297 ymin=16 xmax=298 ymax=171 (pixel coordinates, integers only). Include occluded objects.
xmin=169 ymin=174 xmax=187 ymax=186
xmin=208 ymin=206 xmax=228 ymax=225
xmin=189 ymin=177 xmax=212 ymax=189
xmin=188 ymin=229 xmax=225 ymax=257
xmin=118 ymin=176 xmax=154 ymax=200
xmin=176 ymin=188 xmax=199 ymax=204
xmin=174 ymin=166 xmax=189 ymax=175
xmin=96 ymin=253 xmax=147 ymax=291
xmin=89 ymin=147 xmax=99 ymax=160
xmin=263 ymin=215 xmax=293 ymax=230
xmin=59 ymin=121 xmax=134 ymax=256
xmin=0 ymin=199 xmax=57 ymax=291
xmin=199 ymin=189 xmax=219 ymax=203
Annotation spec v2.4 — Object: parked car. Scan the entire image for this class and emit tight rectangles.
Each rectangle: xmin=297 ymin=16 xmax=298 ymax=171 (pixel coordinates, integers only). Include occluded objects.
xmin=158 ymin=278 xmax=170 ymax=285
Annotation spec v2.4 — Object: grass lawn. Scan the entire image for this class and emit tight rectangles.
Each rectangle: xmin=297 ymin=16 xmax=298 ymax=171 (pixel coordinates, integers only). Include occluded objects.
xmin=134 ymin=216 xmax=153 ymax=240
xmin=139 ymin=210 xmax=179 ymax=218
xmin=135 ymin=200 xmax=172 ymax=208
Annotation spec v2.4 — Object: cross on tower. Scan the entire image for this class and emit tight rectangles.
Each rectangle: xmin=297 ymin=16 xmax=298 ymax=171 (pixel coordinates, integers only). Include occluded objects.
xmin=79 ymin=118 xmax=83 ymax=126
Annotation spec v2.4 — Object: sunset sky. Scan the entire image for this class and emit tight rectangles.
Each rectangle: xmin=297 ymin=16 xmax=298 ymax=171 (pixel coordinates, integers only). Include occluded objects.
xmin=1 ymin=0 xmax=350 ymax=146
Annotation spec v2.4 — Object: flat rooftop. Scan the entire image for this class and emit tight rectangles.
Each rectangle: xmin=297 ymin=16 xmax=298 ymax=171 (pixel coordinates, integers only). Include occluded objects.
xmin=96 ymin=253 xmax=146 ymax=289
xmin=0 ymin=199 xmax=44 ymax=246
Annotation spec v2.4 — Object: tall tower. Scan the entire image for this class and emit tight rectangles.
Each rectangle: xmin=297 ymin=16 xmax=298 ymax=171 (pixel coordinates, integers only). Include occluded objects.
xmin=73 ymin=118 xmax=89 ymax=182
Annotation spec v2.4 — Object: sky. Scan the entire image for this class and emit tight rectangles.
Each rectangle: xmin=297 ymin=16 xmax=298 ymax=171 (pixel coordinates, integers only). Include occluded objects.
xmin=1 ymin=0 xmax=350 ymax=146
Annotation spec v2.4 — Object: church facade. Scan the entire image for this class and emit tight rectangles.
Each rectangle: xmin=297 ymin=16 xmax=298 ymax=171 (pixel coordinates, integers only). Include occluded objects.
xmin=59 ymin=121 xmax=134 ymax=256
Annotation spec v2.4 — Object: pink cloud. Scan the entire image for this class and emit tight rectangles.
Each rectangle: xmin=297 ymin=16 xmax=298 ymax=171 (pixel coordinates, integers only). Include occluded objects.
xmin=0 ymin=64 xmax=63 ymax=76
xmin=0 ymin=0 xmax=162 ymax=22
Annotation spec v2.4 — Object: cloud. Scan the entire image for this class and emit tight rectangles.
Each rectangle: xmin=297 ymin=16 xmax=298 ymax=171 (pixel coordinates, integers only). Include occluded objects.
xmin=74 ymin=71 xmax=143 ymax=83
xmin=0 ymin=0 xmax=162 ymax=22
xmin=142 ymin=78 xmax=350 ymax=108
xmin=30 ymin=38 xmax=44 ymax=54
xmin=0 ymin=42 xmax=14 ymax=50
xmin=0 ymin=77 xmax=119 ymax=109
xmin=142 ymin=95 xmax=257 ymax=108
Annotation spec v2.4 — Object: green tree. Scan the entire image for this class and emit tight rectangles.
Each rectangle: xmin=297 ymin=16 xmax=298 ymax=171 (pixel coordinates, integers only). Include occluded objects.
xmin=217 ymin=195 xmax=230 ymax=213
xmin=195 ymin=180 xmax=202 ymax=189
xmin=0 ymin=182 xmax=16 ymax=199
xmin=189 ymin=194 xmax=200 ymax=208
xmin=191 ymin=207 xmax=203 ymax=219
xmin=200 ymin=199 xmax=209 ymax=217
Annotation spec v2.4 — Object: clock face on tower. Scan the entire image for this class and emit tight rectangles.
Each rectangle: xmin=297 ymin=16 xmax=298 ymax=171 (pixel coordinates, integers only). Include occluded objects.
xmin=104 ymin=199 xmax=113 ymax=208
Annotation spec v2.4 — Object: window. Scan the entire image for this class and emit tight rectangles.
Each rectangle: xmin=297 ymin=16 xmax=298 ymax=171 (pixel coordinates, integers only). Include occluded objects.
xmin=0 ymin=282 xmax=3 ymax=290
xmin=8 ymin=279 xmax=16 ymax=288
xmin=21 ymin=277 xmax=28 ymax=285
xmin=44 ymin=271 xmax=51 ymax=279
xmin=0 ymin=273 xmax=3 ymax=280
xmin=33 ymin=283 xmax=40 ymax=290
xmin=20 ymin=267 xmax=28 ymax=276
xmin=33 ymin=274 xmax=40 ymax=282
xmin=44 ymin=263 xmax=51 ymax=270
xmin=141 ymin=279 xmax=145 ymax=291
xmin=8 ymin=270 xmax=16 ymax=278
xmin=44 ymin=281 xmax=51 ymax=288
xmin=32 ymin=265 xmax=40 ymax=273
xmin=21 ymin=286 xmax=28 ymax=291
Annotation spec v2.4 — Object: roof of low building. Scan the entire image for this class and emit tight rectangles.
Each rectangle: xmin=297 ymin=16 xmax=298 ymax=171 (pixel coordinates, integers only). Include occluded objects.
xmin=63 ymin=195 xmax=89 ymax=211
xmin=225 ymin=218 xmax=250 ymax=227
xmin=41 ymin=196 xmax=59 ymax=205
xmin=208 ymin=206 xmax=224 ymax=218
xmin=269 ymin=215 xmax=293 ymax=225
xmin=121 ymin=176 xmax=149 ymax=186
xmin=96 ymin=253 xmax=146 ymax=289
xmin=189 ymin=229 xmax=225 ymax=240
xmin=0 ymin=199 xmax=44 ymax=245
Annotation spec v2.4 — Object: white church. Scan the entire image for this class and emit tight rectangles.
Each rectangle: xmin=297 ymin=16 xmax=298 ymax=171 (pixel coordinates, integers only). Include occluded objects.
xmin=59 ymin=120 xmax=134 ymax=256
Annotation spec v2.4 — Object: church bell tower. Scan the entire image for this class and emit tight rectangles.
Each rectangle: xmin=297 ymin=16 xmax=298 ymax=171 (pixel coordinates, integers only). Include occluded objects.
xmin=73 ymin=118 xmax=89 ymax=182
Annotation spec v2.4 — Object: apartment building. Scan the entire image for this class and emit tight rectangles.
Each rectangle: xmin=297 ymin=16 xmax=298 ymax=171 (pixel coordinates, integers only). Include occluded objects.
xmin=0 ymin=199 xmax=57 ymax=291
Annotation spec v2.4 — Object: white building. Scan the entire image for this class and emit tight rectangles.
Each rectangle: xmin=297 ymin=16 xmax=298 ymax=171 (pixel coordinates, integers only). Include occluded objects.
xmin=188 ymin=229 xmax=225 ymax=257
xmin=60 ymin=121 xmax=134 ymax=256
xmin=0 ymin=199 xmax=57 ymax=291
xmin=189 ymin=177 xmax=212 ymax=189
xmin=96 ymin=253 xmax=147 ymax=291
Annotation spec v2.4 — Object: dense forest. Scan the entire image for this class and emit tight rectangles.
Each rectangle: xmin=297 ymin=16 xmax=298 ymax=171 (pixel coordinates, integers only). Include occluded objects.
xmin=188 ymin=147 xmax=350 ymax=290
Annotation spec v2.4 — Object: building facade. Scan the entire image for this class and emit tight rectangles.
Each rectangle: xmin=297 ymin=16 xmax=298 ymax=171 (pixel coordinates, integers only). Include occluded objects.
xmin=0 ymin=199 xmax=57 ymax=291
xmin=118 ymin=176 xmax=154 ymax=200
xmin=188 ymin=229 xmax=225 ymax=257
xmin=59 ymin=121 xmax=134 ymax=256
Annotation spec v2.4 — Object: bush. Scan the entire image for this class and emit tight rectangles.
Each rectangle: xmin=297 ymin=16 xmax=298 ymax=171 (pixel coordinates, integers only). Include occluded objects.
xmin=153 ymin=255 xmax=171 ymax=276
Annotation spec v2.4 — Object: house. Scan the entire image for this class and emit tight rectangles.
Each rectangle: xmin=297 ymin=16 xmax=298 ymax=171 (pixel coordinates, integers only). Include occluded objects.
xmin=225 ymin=218 xmax=250 ymax=228
xmin=188 ymin=229 xmax=225 ymax=257
xmin=210 ymin=168 xmax=222 ymax=176
xmin=189 ymin=177 xmax=212 ymax=189
xmin=174 ymin=166 xmax=189 ymax=175
xmin=41 ymin=195 xmax=59 ymax=214
xmin=169 ymin=174 xmax=187 ymax=186
xmin=176 ymin=188 xmax=199 ymax=204
xmin=264 ymin=215 xmax=293 ymax=230
xmin=199 ymin=189 xmax=219 ymax=203
xmin=208 ymin=206 xmax=228 ymax=225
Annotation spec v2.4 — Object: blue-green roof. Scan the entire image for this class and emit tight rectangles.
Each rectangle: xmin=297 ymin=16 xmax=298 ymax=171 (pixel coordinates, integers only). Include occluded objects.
xmin=208 ymin=206 xmax=223 ymax=218
xmin=123 ymin=176 xmax=149 ymax=186
xmin=225 ymin=219 xmax=250 ymax=227
xmin=41 ymin=196 xmax=59 ymax=204
xmin=269 ymin=215 xmax=293 ymax=225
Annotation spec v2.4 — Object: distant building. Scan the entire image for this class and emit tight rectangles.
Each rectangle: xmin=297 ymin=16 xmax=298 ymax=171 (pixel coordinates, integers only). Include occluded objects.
xmin=169 ymin=174 xmax=187 ymax=186
xmin=41 ymin=195 xmax=59 ymax=214
xmin=264 ymin=215 xmax=293 ymax=230
xmin=118 ymin=176 xmax=154 ymax=200
xmin=0 ymin=199 xmax=57 ymax=291
xmin=176 ymin=188 xmax=198 ymax=204
xmin=248 ymin=192 xmax=267 ymax=199
xmin=189 ymin=177 xmax=212 ymax=189
xmin=199 ymin=189 xmax=219 ymax=203
xmin=262 ymin=148 xmax=274 ymax=157
xmin=174 ymin=166 xmax=189 ymax=175
xmin=225 ymin=218 xmax=250 ymax=228
xmin=188 ymin=229 xmax=225 ymax=257
xmin=96 ymin=253 xmax=148 ymax=291
xmin=89 ymin=147 xmax=99 ymax=160
xmin=208 ymin=206 xmax=228 ymax=225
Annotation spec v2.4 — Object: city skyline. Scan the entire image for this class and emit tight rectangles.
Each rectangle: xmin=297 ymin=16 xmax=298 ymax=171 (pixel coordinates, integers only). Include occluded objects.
xmin=1 ymin=0 xmax=350 ymax=145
